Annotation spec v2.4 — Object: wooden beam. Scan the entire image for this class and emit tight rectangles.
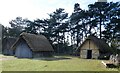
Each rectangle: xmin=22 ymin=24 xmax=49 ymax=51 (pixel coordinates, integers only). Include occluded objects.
xmin=102 ymin=61 xmax=107 ymax=67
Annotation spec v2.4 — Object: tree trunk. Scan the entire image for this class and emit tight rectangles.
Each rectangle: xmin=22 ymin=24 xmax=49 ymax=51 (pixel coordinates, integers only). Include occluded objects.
xmin=100 ymin=9 xmax=102 ymax=39
xmin=57 ymin=33 xmax=60 ymax=55
xmin=77 ymin=29 xmax=79 ymax=47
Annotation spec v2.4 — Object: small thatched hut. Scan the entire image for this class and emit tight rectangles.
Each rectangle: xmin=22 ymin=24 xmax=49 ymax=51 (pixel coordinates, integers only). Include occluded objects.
xmin=11 ymin=32 xmax=54 ymax=58
xmin=2 ymin=37 xmax=16 ymax=55
xmin=78 ymin=35 xmax=112 ymax=59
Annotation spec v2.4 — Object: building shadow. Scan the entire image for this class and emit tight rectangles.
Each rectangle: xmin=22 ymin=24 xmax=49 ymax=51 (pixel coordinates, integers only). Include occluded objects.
xmin=32 ymin=56 xmax=71 ymax=61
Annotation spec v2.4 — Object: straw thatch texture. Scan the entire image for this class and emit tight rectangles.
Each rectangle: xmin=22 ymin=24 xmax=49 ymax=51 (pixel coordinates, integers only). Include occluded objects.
xmin=2 ymin=37 xmax=16 ymax=55
xmin=12 ymin=32 xmax=54 ymax=52
xmin=78 ymin=35 xmax=112 ymax=59
xmin=79 ymin=35 xmax=112 ymax=53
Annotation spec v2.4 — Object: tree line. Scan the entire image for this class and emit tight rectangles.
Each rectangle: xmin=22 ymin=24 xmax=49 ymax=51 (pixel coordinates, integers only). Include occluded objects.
xmin=2 ymin=2 xmax=120 ymax=54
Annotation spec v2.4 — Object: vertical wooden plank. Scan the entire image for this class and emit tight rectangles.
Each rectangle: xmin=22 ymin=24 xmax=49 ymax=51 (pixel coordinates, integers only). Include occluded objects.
xmin=15 ymin=40 xmax=32 ymax=58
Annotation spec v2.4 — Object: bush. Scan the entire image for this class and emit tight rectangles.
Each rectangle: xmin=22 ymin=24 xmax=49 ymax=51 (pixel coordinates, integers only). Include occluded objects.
xmin=98 ymin=54 xmax=110 ymax=60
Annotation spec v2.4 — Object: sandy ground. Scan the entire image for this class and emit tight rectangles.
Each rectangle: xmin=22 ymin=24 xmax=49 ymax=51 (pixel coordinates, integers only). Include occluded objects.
xmin=0 ymin=56 xmax=16 ymax=61
xmin=0 ymin=58 xmax=16 ymax=61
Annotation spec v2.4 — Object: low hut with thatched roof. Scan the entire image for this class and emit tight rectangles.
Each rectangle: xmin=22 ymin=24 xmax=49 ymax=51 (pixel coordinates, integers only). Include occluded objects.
xmin=78 ymin=35 xmax=112 ymax=59
xmin=2 ymin=37 xmax=16 ymax=55
xmin=11 ymin=32 xmax=54 ymax=58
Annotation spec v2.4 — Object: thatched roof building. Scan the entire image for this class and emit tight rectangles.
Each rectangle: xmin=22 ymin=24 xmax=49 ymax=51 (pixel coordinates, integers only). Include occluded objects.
xmin=11 ymin=32 xmax=54 ymax=58
xmin=2 ymin=37 xmax=16 ymax=55
xmin=78 ymin=35 xmax=112 ymax=59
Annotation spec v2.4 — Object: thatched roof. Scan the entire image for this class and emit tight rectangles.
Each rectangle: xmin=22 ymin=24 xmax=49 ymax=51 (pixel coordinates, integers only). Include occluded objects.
xmin=2 ymin=37 xmax=16 ymax=49
xmin=79 ymin=35 xmax=112 ymax=53
xmin=12 ymin=32 xmax=54 ymax=52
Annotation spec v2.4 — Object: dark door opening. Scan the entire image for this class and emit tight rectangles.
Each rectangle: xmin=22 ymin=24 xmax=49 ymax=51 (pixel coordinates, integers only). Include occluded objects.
xmin=87 ymin=50 xmax=92 ymax=59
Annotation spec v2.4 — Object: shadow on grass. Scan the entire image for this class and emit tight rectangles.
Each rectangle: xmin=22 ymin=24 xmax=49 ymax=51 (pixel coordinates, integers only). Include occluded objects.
xmin=106 ymin=64 xmax=119 ymax=68
xmin=32 ymin=56 xmax=71 ymax=61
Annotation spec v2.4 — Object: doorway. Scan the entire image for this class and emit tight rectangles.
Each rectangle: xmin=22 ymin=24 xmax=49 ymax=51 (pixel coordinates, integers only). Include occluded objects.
xmin=87 ymin=50 xmax=92 ymax=59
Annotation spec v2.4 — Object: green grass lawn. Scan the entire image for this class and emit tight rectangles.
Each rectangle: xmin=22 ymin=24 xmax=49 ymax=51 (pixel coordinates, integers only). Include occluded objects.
xmin=1 ymin=55 xmax=119 ymax=71
xmin=0 ymin=54 xmax=3 ymax=72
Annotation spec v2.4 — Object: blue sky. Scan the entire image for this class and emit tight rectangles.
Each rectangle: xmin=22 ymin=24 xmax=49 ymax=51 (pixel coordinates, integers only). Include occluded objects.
xmin=0 ymin=0 xmax=119 ymax=27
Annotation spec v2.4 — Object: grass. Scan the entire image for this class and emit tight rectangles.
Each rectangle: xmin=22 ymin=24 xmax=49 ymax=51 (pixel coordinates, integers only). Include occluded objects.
xmin=1 ymin=55 xmax=119 ymax=71
xmin=0 ymin=54 xmax=3 ymax=72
